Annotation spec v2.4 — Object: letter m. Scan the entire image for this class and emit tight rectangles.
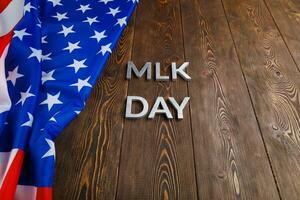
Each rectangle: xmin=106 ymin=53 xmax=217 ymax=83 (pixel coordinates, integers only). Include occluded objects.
xmin=126 ymin=61 xmax=151 ymax=80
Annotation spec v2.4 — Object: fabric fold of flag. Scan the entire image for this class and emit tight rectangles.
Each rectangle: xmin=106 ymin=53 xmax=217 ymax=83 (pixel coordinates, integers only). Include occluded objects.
xmin=0 ymin=0 xmax=137 ymax=199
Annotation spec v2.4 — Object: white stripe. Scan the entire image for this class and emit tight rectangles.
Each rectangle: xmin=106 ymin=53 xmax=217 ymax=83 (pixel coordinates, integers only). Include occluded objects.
xmin=0 ymin=149 xmax=18 ymax=188
xmin=15 ymin=185 xmax=37 ymax=200
xmin=0 ymin=44 xmax=11 ymax=114
xmin=0 ymin=0 xmax=24 ymax=37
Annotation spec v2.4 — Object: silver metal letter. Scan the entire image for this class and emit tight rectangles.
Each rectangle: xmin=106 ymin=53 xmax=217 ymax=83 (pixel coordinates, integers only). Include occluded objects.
xmin=148 ymin=97 xmax=173 ymax=119
xmin=171 ymin=62 xmax=191 ymax=81
xmin=126 ymin=61 xmax=151 ymax=80
xmin=155 ymin=62 xmax=169 ymax=81
xmin=125 ymin=96 xmax=149 ymax=119
xmin=169 ymin=97 xmax=190 ymax=119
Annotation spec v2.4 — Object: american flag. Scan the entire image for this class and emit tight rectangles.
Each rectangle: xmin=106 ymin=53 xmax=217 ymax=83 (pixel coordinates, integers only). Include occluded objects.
xmin=0 ymin=0 xmax=137 ymax=199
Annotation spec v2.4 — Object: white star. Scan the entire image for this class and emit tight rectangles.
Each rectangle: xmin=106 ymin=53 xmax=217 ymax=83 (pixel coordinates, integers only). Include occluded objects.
xmin=99 ymin=0 xmax=113 ymax=4
xmin=16 ymin=86 xmax=35 ymax=106
xmin=77 ymin=4 xmax=91 ymax=13
xmin=40 ymin=92 xmax=63 ymax=111
xmin=42 ymin=139 xmax=55 ymax=159
xmin=50 ymin=112 xmax=60 ymax=122
xmin=107 ymin=7 xmax=120 ymax=17
xmin=24 ymin=2 xmax=36 ymax=14
xmin=67 ymin=59 xmax=88 ymax=73
xmin=42 ymin=70 xmax=55 ymax=84
xmin=49 ymin=116 xmax=56 ymax=122
xmin=70 ymin=77 xmax=92 ymax=92
xmin=48 ymin=0 xmax=62 ymax=7
xmin=115 ymin=17 xmax=127 ymax=27
xmin=21 ymin=112 xmax=34 ymax=127
xmin=90 ymin=30 xmax=107 ymax=42
xmin=74 ymin=110 xmax=81 ymax=114
xmin=52 ymin=12 xmax=68 ymax=21
xmin=13 ymin=29 xmax=31 ymax=40
xmin=83 ymin=17 xmax=99 ymax=25
xmin=63 ymin=41 xmax=81 ymax=53
xmin=36 ymin=18 xmax=41 ymax=28
xmin=98 ymin=43 xmax=112 ymax=55
xmin=7 ymin=66 xmax=24 ymax=86
xmin=42 ymin=53 xmax=52 ymax=61
xmin=28 ymin=47 xmax=42 ymax=62
xmin=42 ymin=36 xmax=48 ymax=43
xmin=130 ymin=0 xmax=139 ymax=3
xmin=58 ymin=25 xmax=75 ymax=37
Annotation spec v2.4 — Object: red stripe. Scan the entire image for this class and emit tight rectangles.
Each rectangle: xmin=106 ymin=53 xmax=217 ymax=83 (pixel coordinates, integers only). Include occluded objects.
xmin=0 ymin=0 xmax=12 ymax=13
xmin=0 ymin=150 xmax=24 ymax=200
xmin=0 ymin=31 xmax=12 ymax=56
xmin=36 ymin=187 xmax=52 ymax=200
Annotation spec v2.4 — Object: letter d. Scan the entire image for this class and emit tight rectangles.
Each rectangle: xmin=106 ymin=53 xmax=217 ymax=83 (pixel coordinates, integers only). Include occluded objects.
xmin=125 ymin=96 xmax=149 ymax=119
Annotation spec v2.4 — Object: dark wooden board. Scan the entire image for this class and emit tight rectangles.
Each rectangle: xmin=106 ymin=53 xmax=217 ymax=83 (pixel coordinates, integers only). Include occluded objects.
xmin=116 ymin=0 xmax=198 ymax=199
xmin=52 ymin=0 xmax=300 ymax=199
xmin=222 ymin=0 xmax=300 ymax=198
xmin=264 ymin=0 xmax=300 ymax=71
xmin=53 ymin=13 xmax=136 ymax=200
xmin=180 ymin=0 xmax=279 ymax=199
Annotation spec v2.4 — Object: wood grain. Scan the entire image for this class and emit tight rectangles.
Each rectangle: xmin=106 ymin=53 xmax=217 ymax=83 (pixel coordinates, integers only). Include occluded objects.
xmin=263 ymin=0 xmax=300 ymax=71
xmin=53 ymin=13 xmax=136 ymax=200
xmin=116 ymin=0 xmax=198 ymax=199
xmin=52 ymin=1 xmax=300 ymax=199
xmin=180 ymin=0 xmax=280 ymax=199
xmin=221 ymin=0 xmax=300 ymax=198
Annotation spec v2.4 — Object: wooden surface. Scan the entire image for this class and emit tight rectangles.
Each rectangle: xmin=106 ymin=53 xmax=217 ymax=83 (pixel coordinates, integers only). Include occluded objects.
xmin=53 ymin=0 xmax=300 ymax=199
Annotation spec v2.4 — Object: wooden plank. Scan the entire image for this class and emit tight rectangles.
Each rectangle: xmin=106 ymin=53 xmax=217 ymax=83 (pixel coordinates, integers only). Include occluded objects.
xmin=116 ymin=0 xmax=198 ymax=199
xmin=221 ymin=0 xmax=300 ymax=198
xmin=263 ymin=0 xmax=300 ymax=71
xmin=180 ymin=0 xmax=280 ymax=199
xmin=53 ymin=13 xmax=136 ymax=200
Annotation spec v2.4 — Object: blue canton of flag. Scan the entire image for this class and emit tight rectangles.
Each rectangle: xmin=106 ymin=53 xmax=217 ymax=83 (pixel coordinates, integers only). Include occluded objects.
xmin=0 ymin=0 xmax=137 ymax=199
